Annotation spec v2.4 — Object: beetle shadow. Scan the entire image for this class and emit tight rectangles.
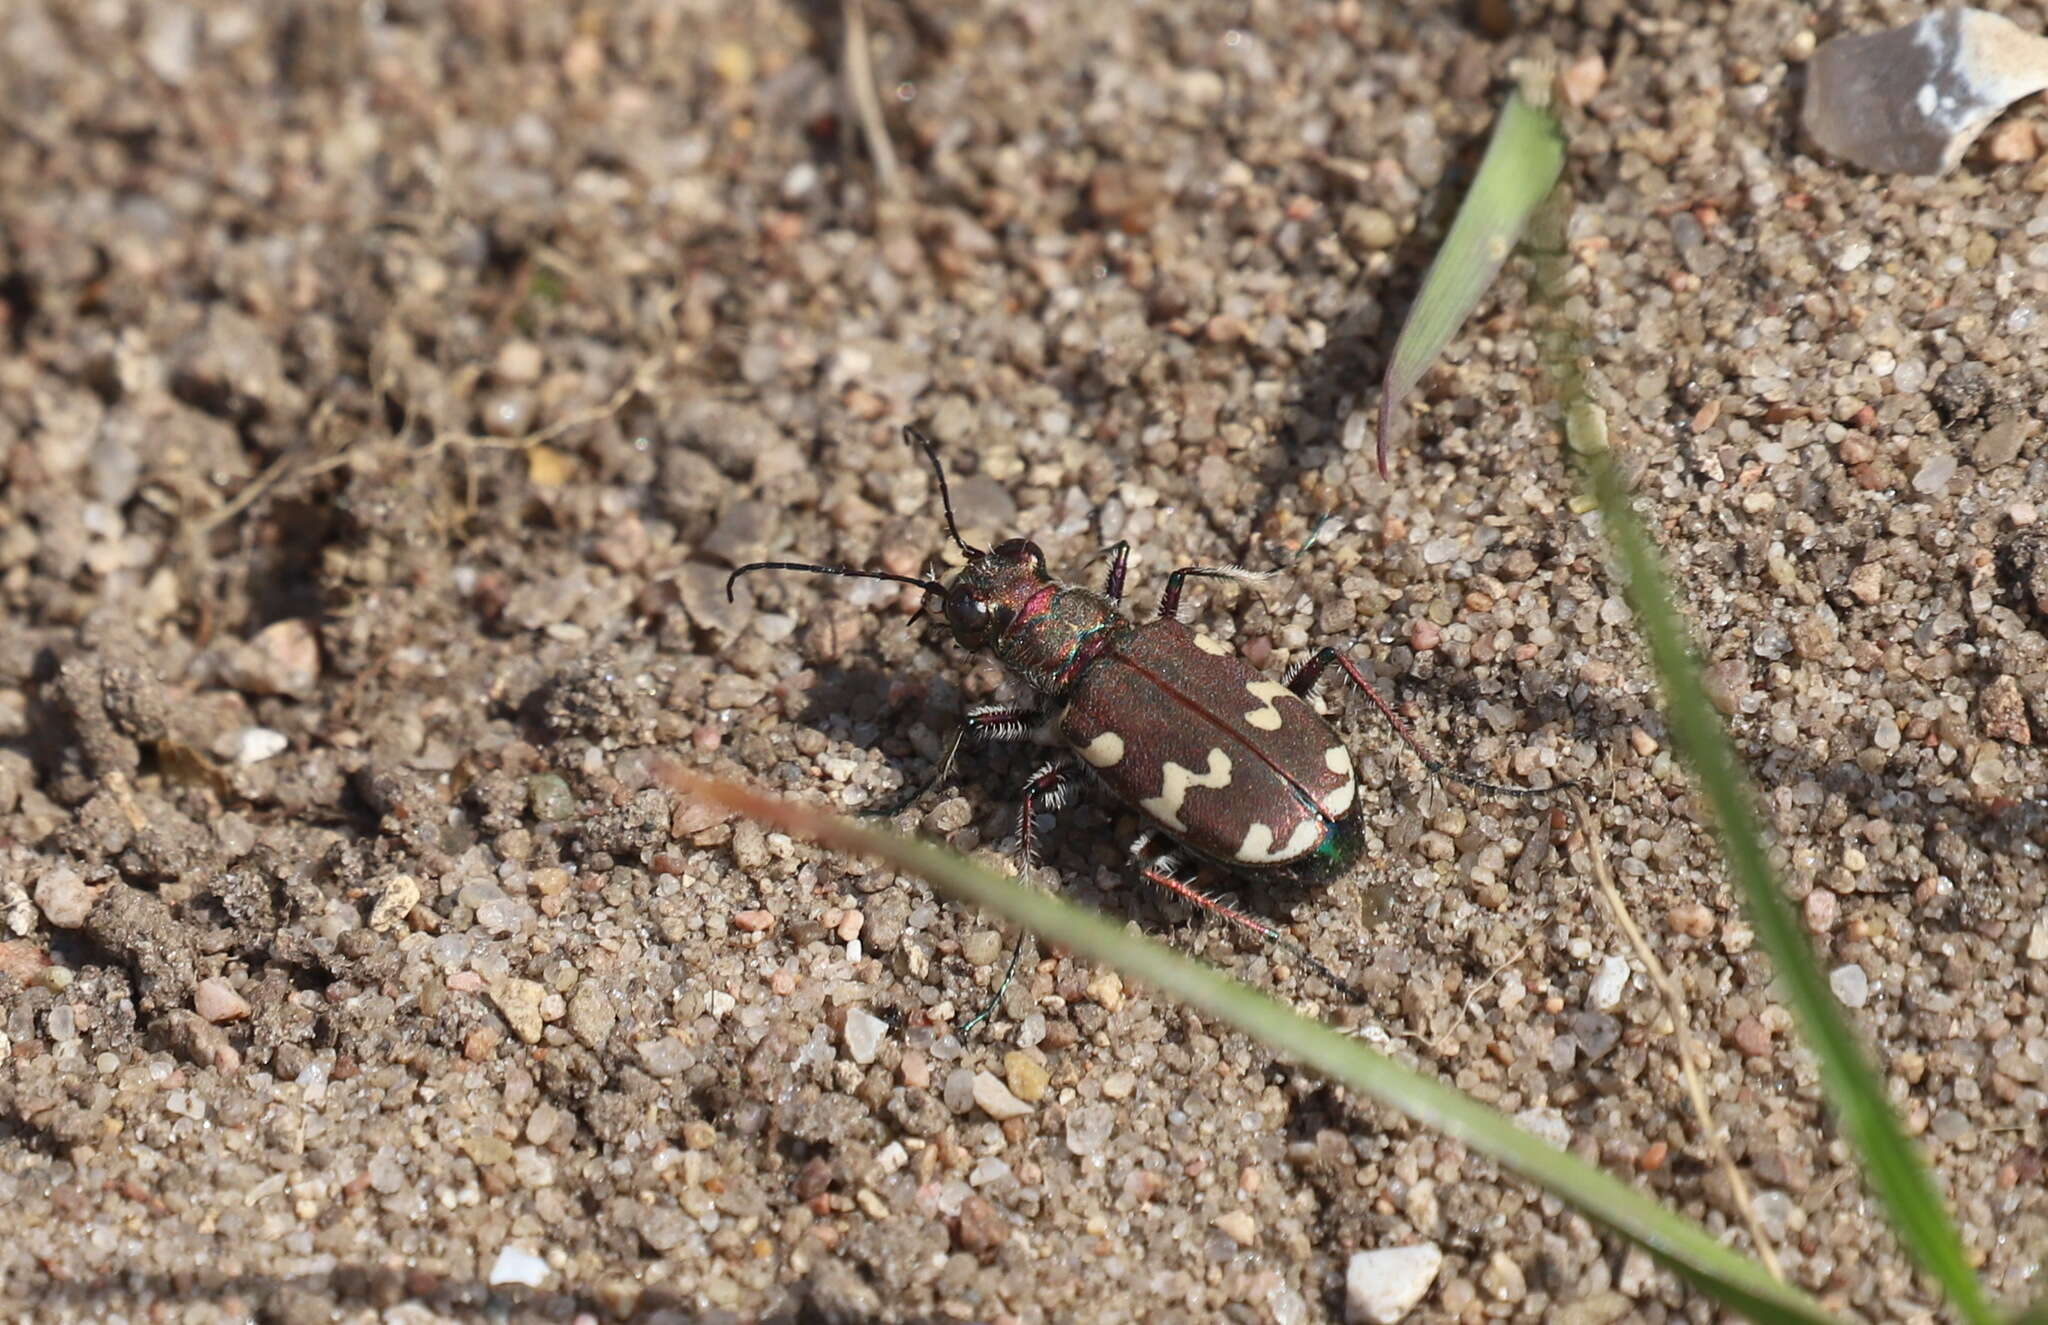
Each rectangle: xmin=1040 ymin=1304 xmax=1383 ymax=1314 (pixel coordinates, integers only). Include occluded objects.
xmin=790 ymin=659 xmax=1044 ymax=821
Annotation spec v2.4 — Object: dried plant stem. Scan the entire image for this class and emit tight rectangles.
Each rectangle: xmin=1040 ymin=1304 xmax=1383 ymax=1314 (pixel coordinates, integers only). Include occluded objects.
xmin=843 ymin=0 xmax=903 ymax=200
xmin=1573 ymin=789 xmax=1786 ymax=1283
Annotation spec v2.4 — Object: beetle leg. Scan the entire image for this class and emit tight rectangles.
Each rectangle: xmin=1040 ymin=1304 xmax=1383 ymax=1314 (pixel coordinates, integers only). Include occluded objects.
xmin=962 ymin=758 xmax=1076 ymax=1036
xmin=1132 ymin=848 xmax=1362 ymax=1002
xmin=963 ymin=702 xmax=1045 ymax=743
xmin=1288 ymin=647 xmax=1560 ymax=800
xmin=1015 ymin=759 xmax=1079 ymax=867
xmin=1156 ymin=564 xmax=1278 ymax=621
xmin=1096 ymin=540 xmax=1131 ymax=604
xmin=861 ymin=702 xmax=1049 ymax=820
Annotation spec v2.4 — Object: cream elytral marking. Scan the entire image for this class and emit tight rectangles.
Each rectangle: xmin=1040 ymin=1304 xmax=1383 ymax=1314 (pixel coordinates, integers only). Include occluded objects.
xmin=1240 ymin=679 xmax=1295 ymax=731
xmin=1078 ymin=731 xmax=1126 ymax=768
xmin=1235 ymin=818 xmax=1324 ymax=864
xmin=1321 ymin=745 xmax=1356 ymax=817
xmin=1192 ymin=633 xmax=1232 ymax=656
xmin=1140 ymin=748 xmax=1232 ymax=832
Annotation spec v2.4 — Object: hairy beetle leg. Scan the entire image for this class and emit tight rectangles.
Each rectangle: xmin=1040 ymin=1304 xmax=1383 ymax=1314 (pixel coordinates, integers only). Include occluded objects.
xmin=1134 ymin=848 xmax=1364 ymax=1004
xmin=1082 ymin=540 xmax=1131 ymax=605
xmin=962 ymin=759 xmax=1077 ymax=1036
xmin=859 ymin=701 xmax=1046 ymax=821
xmin=1157 ymin=563 xmax=1279 ymax=622
xmin=1289 ymin=647 xmax=1559 ymax=802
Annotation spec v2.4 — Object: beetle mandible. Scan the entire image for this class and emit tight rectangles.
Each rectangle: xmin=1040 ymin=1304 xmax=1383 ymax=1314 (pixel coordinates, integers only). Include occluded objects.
xmin=728 ymin=427 xmax=1555 ymax=1016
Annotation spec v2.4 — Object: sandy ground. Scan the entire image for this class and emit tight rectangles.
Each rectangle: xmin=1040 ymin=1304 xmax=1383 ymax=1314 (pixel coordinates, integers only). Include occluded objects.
xmin=2 ymin=1 xmax=2046 ymax=1322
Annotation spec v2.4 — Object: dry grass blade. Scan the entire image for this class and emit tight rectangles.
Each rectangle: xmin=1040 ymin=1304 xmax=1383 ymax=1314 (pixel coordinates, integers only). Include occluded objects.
xmin=1572 ymin=789 xmax=1785 ymax=1282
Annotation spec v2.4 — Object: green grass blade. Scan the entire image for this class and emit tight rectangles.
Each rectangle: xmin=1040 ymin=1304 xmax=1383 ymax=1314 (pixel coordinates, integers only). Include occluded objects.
xmin=1515 ymin=183 xmax=1994 ymax=1325
xmin=1376 ymin=87 xmax=1564 ymax=475
xmin=675 ymin=769 xmax=1841 ymax=1325
xmin=1575 ymin=448 xmax=1993 ymax=1323
xmin=1486 ymin=81 xmax=1997 ymax=1323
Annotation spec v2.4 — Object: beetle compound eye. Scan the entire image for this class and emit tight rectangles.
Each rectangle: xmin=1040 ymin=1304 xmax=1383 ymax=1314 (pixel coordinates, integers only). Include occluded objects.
xmin=946 ymin=592 xmax=991 ymax=636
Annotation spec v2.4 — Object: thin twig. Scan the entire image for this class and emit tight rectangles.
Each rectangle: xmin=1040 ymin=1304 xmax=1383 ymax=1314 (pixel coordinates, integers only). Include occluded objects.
xmin=843 ymin=0 xmax=903 ymax=201
xmin=1572 ymin=789 xmax=1787 ymax=1282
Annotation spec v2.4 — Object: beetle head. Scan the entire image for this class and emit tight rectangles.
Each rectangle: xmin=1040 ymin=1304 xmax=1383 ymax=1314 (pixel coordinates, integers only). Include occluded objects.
xmin=940 ymin=538 xmax=1051 ymax=649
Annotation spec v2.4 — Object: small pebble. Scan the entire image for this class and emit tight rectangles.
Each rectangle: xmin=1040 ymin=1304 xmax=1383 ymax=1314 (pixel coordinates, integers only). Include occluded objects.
xmin=1213 ymin=1209 xmax=1258 ymax=1246
xmin=1666 ymin=903 xmax=1714 ymax=939
xmin=1346 ymin=1244 xmax=1443 ymax=1324
xmin=1588 ymin=955 xmax=1630 ymax=1010
xmin=962 ymin=929 xmax=1003 ymax=965
xmin=194 ymin=977 xmax=250 ymax=1023
xmin=1065 ymin=1103 xmax=1116 ymax=1157
xmin=234 ymin=727 xmax=288 ymax=764
xmin=844 ymin=1009 xmax=889 ymax=1065
xmin=899 ymin=1048 xmax=930 ymax=1089
xmin=1830 ymin=964 xmax=1871 ymax=1009
xmin=1911 ymin=453 xmax=1957 ymax=495
xmin=488 ymin=1245 xmax=550 ymax=1288
xmin=491 ymin=978 xmax=547 ymax=1044
xmin=1512 ymin=1107 xmax=1571 ymax=1150
xmin=1086 ymin=971 xmax=1125 ymax=1012
xmin=527 ymin=774 xmax=575 ymax=822
xmin=1003 ymin=1050 xmax=1048 ymax=1103
xmin=1558 ymin=52 xmax=1605 ymax=108
xmin=368 ymin=874 xmax=420 ymax=932
xmin=1341 ymin=206 xmax=1399 ymax=251
xmin=971 ymin=1070 xmax=1033 ymax=1121
xmin=224 ymin=619 xmax=321 ymax=697
xmin=1803 ymin=9 xmax=2048 ymax=176
xmin=1731 ymin=1017 xmax=1773 ymax=1057
xmin=494 ymin=338 xmax=544 ymax=384
xmin=955 ymin=1193 xmax=1008 ymax=1258
xmin=34 ymin=868 xmax=97 ymax=929
xmin=1479 ymin=1253 xmax=1527 ymax=1303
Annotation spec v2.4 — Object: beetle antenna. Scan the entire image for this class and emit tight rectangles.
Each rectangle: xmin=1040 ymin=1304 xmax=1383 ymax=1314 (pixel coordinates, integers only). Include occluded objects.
xmin=725 ymin=562 xmax=946 ymax=603
xmin=904 ymin=425 xmax=985 ymax=559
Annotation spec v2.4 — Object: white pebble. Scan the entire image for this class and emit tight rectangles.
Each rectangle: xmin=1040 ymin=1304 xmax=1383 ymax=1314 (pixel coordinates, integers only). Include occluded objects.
xmin=488 ymin=1244 xmax=550 ymax=1288
xmin=1065 ymin=1102 xmax=1116 ymax=1156
xmin=1830 ymin=964 xmax=1871 ymax=1009
xmin=1589 ymin=954 xmax=1631 ymax=1010
xmin=1911 ymin=453 xmax=1956 ymax=495
xmin=235 ymin=727 xmax=289 ymax=764
xmin=1513 ymin=1106 xmax=1572 ymax=1150
xmin=843 ymin=1008 xmax=889 ymax=1065
xmin=972 ymin=1070 xmax=1033 ymax=1120
xmin=1347 ymin=1244 xmax=1443 ymax=1324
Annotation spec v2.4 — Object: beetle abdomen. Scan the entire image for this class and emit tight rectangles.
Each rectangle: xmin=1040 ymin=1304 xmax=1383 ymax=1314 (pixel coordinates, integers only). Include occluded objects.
xmin=1059 ymin=620 xmax=1359 ymax=874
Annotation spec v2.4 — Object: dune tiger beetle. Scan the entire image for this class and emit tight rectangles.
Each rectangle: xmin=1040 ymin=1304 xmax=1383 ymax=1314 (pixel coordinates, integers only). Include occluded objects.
xmin=728 ymin=427 xmax=1558 ymax=1027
